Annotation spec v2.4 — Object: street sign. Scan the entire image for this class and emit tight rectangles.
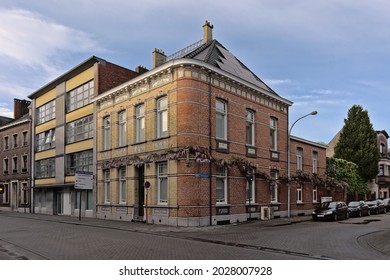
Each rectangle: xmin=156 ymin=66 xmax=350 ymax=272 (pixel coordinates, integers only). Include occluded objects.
xmin=195 ymin=173 xmax=209 ymax=178
xmin=75 ymin=172 xmax=93 ymax=190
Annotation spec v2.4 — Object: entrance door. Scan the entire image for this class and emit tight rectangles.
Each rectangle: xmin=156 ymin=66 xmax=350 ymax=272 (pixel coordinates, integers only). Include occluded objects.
xmin=53 ymin=191 xmax=62 ymax=215
xmin=137 ymin=166 xmax=145 ymax=219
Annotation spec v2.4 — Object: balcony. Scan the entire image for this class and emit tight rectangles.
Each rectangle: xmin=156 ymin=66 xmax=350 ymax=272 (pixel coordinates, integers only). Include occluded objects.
xmin=377 ymin=175 xmax=390 ymax=184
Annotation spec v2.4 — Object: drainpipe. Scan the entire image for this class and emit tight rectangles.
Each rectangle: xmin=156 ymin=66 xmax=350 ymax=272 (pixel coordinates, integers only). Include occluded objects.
xmin=208 ymin=71 xmax=213 ymax=226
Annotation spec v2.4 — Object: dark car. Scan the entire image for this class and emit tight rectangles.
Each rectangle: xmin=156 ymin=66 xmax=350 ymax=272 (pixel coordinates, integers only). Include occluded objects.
xmin=366 ymin=200 xmax=386 ymax=214
xmin=312 ymin=201 xmax=349 ymax=221
xmin=348 ymin=201 xmax=370 ymax=217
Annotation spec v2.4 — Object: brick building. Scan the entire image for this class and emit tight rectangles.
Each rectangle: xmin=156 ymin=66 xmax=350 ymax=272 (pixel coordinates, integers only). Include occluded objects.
xmin=0 ymin=99 xmax=31 ymax=212
xmin=93 ymin=22 xmax=327 ymax=226
xmin=28 ymin=57 xmax=139 ymax=217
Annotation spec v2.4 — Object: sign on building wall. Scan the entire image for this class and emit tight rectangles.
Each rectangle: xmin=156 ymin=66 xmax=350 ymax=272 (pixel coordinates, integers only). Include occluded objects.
xmin=75 ymin=172 xmax=93 ymax=190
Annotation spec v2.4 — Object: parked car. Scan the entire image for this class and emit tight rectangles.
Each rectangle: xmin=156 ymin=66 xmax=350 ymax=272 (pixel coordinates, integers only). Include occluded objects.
xmin=312 ymin=201 xmax=349 ymax=221
xmin=348 ymin=201 xmax=370 ymax=217
xmin=366 ymin=200 xmax=386 ymax=214
xmin=382 ymin=198 xmax=390 ymax=212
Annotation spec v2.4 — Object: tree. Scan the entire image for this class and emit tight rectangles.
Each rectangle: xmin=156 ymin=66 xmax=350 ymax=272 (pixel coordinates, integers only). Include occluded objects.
xmin=326 ymin=157 xmax=367 ymax=196
xmin=334 ymin=105 xmax=379 ymax=181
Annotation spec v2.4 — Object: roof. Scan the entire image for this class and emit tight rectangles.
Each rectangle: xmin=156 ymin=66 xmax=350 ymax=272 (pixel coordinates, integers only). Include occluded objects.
xmin=28 ymin=56 xmax=105 ymax=99
xmin=0 ymin=114 xmax=30 ymax=131
xmin=181 ymin=39 xmax=281 ymax=100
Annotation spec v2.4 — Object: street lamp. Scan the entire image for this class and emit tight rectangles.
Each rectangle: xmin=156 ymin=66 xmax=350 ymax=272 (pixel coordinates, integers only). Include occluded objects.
xmin=287 ymin=110 xmax=318 ymax=218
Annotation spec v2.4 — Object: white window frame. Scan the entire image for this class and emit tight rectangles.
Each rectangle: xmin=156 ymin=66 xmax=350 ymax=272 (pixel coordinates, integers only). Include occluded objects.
xmin=312 ymin=151 xmax=318 ymax=174
xmin=216 ymin=100 xmax=227 ymax=140
xmin=118 ymin=167 xmax=127 ymax=204
xmin=103 ymin=116 xmax=111 ymax=150
xmin=104 ymin=170 xmax=110 ymax=203
xmin=246 ymin=110 xmax=255 ymax=146
xmin=271 ymin=169 xmax=278 ymax=203
xmin=118 ymin=110 xmax=127 ymax=147
xmin=157 ymin=162 xmax=168 ymax=204
xmin=36 ymin=100 xmax=56 ymax=125
xmin=216 ymin=166 xmax=228 ymax=204
xmin=136 ymin=104 xmax=145 ymax=143
xmin=157 ymin=97 xmax=168 ymax=138
xmin=21 ymin=182 xmax=28 ymax=205
xmin=313 ymin=186 xmax=318 ymax=202
xmin=12 ymin=156 xmax=18 ymax=173
xmin=246 ymin=174 xmax=255 ymax=204
xmin=296 ymin=147 xmax=303 ymax=171
xmin=297 ymin=183 xmax=303 ymax=203
xmin=270 ymin=117 xmax=278 ymax=150
xmin=3 ymin=158 xmax=9 ymax=174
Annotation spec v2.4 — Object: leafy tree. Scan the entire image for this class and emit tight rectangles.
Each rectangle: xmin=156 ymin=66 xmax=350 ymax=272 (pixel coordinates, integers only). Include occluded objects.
xmin=326 ymin=157 xmax=367 ymax=196
xmin=334 ymin=105 xmax=379 ymax=181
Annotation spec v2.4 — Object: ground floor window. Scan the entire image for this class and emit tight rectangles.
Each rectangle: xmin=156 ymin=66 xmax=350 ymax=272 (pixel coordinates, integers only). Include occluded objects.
xmin=2 ymin=183 xmax=9 ymax=204
xmin=270 ymin=169 xmax=278 ymax=203
xmin=313 ymin=186 xmax=318 ymax=202
xmin=157 ymin=162 xmax=168 ymax=204
xmin=216 ymin=166 xmax=227 ymax=204
xmin=297 ymin=183 xmax=303 ymax=203
xmin=86 ymin=190 xmax=93 ymax=209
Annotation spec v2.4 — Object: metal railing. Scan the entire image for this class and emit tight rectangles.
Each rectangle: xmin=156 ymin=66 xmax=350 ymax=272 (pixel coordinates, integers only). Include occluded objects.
xmin=166 ymin=39 xmax=203 ymax=61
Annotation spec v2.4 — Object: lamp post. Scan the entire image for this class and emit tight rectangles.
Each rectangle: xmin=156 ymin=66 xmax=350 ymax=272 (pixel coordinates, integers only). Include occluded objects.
xmin=246 ymin=168 xmax=254 ymax=222
xmin=287 ymin=110 xmax=318 ymax=218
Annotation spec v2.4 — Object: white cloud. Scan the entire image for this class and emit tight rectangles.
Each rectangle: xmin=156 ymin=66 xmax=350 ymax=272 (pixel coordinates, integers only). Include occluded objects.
xmin=0 ymin=105 xmax=13 ymax=118
xmin=0 ymin=8 xmax=102 ymax=73
xmin=265 ymin=79 xmax=292 ymax=85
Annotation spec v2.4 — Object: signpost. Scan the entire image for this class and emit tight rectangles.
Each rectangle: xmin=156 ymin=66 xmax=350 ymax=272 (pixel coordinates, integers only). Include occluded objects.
xmin=75 ymin=172 xmax=93 ymax=221
xmin=144 ymin=181 xmax=150 ymax=224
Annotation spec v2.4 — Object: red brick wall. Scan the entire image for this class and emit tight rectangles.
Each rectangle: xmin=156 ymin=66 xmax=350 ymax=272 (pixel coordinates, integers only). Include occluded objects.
xmin=98 ymin=62 xmax=139 ymax=95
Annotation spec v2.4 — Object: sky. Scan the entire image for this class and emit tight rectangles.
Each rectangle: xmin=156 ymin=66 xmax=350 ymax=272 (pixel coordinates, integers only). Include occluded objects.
xmin=1 ymin=0 xmax=390 ymax=144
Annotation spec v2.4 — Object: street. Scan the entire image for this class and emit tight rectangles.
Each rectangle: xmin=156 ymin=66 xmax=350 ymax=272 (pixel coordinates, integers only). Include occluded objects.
xmin=0 ymin=211 xmax=390 ymax=260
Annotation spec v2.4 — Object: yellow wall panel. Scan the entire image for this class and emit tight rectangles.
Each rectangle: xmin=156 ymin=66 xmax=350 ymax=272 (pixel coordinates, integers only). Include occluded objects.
xmin=35 ymin=119 xmax=56 ymax=134
xmin=65 ymin=139 xmax=93 ymax=154
xmin=35 ymin=149 xmax=56 ymax=161
xmin=35 ymin=178 xmax=56 ymax=186
xmin=65 ymin=176 xmax=75 ymax=183
xmin=66 ymin=104 xmax=93 ymax=123
xmin=35 ymin=89 xmax=56 ymax=108
xmin=66 ymin=67 xmax=94 ymax=91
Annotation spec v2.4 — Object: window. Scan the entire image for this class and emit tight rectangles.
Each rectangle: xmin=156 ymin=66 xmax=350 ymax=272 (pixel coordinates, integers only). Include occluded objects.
xmin=118 ymin=111 xmax=127 ymax=147
xmin=379 ymin=164 xmax=385 ymax=176
xmin=216 ymin=100 xmax=227 ymax=140
xmin=157 ymin=162 xmax=168 ymax=204
xmin=271 ymin=169 xmax=278 ymax=203
xmin=297 ymin=183 xmax=303 ymax=203
xmin=103 ymin=116 xmax=111 ymax=150
xmin=13 ymin=134 xmax=18 ymax=148
xmin=313 ymin=186 xmax=318 ymax=202
xmin=216 ymin=166 xmax=227 ymax=204
xmin=3 ymin=158 xmax=9 ymax=174
xmin=21 ymin=182 xmax=28 ymax=205
xmin=2 ymin=183 xmax=9 ymax=204
xmin=22 ymin=131 xmax=28 ymax=146
xmin=66 ymin=80 xmax=94 ymax=112
xmin=246 ymin=170 xmax=255 ymax=204
xmin=65 ymin=150 xmax=93 ymax=176
xmin=135 ymin=104 xmax=145 ymax=143
xmin=66 ymin=115 xmax=93 ymax=144
xmin=246 ymin=110 xmax=255 ymax=146
xmin=118 ymin=167 xmax=127 ymax=203
xmin=380 ymin=143 xmax=386 ymax=155
xmin=22 ymin=155 xmax=28 ymax=172
xmin=86 ymin=190 xmax=93 ymax=210
xmin=12 ymin=157 xmax=18 ymax=173
xmin=270 ymin=118 xmax=278 ymax=150
xmin=104 ymin=170 xmax=110 ymax=203
xmin=36 ymin=129 xmax=55 ymax=152
xmin=35 ymin=158 xmax=55 ymax=178
xmin=4 ymin=136 xmax=9 ymax=150
xmin=157 ymin=97 xmax=168 ymax=138
xmin=296 ymin=147 xmax=303 ymax=171
xmin=36 ymin=100 xmax=56 ymax=125
xmin=312 ymin=151 xmax=318 ymax=174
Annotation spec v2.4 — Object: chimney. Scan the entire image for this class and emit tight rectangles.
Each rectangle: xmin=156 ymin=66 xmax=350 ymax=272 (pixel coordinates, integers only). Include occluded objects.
xmin=14 ymin=98 xmax=31 ymax=119
xmin=203 ymin=20 xmax=213 ymax=44
xmin=135 ymin=65 xmax=149 ymax=74
xmin=152 ymin=48 xmax=166 ymax=68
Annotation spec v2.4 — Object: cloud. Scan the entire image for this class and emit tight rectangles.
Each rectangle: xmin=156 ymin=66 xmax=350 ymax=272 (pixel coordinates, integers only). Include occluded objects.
xmin=265 ymin=79 xmax=292 ymax=86
xmin=0 ymin=8 xmax=102 ymax=73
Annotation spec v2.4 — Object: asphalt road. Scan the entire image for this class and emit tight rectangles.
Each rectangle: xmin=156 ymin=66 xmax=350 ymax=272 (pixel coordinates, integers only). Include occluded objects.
xmin=0 ymin=211 xmax=390 ymax=260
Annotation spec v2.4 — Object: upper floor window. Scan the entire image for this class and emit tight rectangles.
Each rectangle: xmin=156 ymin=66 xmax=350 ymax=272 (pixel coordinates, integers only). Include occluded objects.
xmin=157 ymin=97 xmax=168 ymax=138
xmin=36 ymin=100 xmax=55 ymax=125
xmin=3 ymin=136 xmax=9 ymax=150
xmin=312 ymin=151 xmax=318 ymax=174
xmin=66 ymin=115 xmax=93 ymax=144
xmin=135 ymin=104 xmax=145 ymax=143
xmin=13 ymin=134 xmax=18 ymax=148
xmin=379 ymin=164 xmax=385 ymax=176
xmin=270 ymin=117 xmax=278 ymax=150
xmin=103 ymin=116 xmax=111 ymax=150
xmin=296 ymin=147 xmax=303 ymax=171
xmin=22 ymin=155 xmax=28 ymax=172
xmin=246 ymin=110 xmax=255 ymax=146
xmin=3 ymin=158 xmax=9 ymax=174
xmin=118 ymin=111 xmax=127 ymax=147
xmin=12 ymin=157 xmax=18 ymax=173
xmin=36 ymin=129 xmax=55 ymax=152
xmin=216 ymin=100 xmax=227 ymax=140
xmin=35 ymin=158 xmax=56 ymax=178
xmin=22 ymin=131 xmax=28 ymax=146
xmin=66 ymin=80 xmax=94 ymax=112
xmin=380 ymin=143 xmax=386 ymax=156
xmin=65 ymin=150 xmax=93 ymax=176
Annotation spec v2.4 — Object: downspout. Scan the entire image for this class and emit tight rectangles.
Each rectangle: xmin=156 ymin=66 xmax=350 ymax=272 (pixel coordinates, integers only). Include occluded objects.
xmin=208 ymin=71 xmax=213 ymax=226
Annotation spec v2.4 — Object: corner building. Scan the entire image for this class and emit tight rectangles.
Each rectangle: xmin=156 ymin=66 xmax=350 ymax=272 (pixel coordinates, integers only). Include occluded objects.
xmin=94 ymin=22 xmax=327 ymax=226
xmin=28 ymin=57 xmax=139 ymax=217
